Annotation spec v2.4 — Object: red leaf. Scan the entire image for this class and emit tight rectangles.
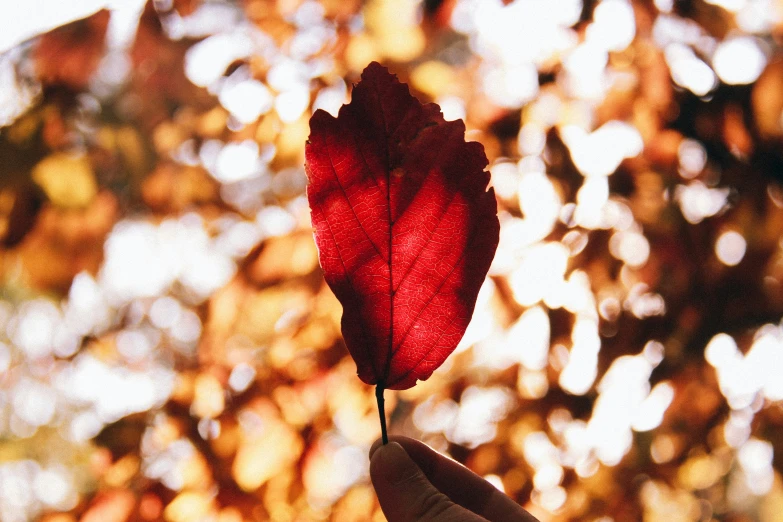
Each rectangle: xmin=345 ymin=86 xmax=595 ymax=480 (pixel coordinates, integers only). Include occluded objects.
xmin=305 ymin=62 xmax=499 ymax=390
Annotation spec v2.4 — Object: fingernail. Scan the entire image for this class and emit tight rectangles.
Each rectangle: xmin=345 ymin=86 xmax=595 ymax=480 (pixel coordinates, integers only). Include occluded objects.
xmin=372 ymin=442 xmax=415 ymax=483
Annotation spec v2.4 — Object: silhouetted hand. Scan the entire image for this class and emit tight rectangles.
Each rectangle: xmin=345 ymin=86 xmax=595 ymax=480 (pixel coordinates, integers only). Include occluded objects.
xmin=370 ymin=436 xmax=539 ymax=522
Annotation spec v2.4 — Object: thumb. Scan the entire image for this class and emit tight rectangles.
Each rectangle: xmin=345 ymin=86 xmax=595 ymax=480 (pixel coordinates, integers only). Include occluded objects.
xmin=370 ymin=442 xmax=485 ymax=522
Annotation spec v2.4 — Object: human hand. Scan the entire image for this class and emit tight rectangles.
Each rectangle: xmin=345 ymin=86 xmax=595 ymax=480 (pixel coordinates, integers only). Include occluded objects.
xmin=369 ymin=436 xmax=539 ymax=522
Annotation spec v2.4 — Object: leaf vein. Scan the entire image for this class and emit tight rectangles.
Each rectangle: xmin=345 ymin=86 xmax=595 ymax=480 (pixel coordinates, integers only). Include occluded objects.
xmin=389 ymin=247 xmax=468 ymax=361
xmin=324 ymin=134 xmax=386 ymax=263
xmin=319 ymin=206 xmax=381 ymax=380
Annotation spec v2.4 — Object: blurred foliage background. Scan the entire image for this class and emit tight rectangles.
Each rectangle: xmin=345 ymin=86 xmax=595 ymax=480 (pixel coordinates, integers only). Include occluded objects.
xmin=1 ymin=0 xmax=783 ymax=520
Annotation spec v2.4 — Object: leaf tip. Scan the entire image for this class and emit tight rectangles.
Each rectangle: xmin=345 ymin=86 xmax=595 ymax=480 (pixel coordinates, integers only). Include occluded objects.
xmin=360 ymin=60 xmax=399 ymax=85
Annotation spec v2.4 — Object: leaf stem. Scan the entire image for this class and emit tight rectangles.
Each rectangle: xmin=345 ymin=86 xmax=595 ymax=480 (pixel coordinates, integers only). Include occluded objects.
xmin=376 ymin=385 xmax=388 ymax=445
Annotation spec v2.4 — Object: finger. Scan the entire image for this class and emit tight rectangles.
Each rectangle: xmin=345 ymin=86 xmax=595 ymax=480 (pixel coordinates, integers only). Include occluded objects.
xmin=370 ymin=441 xmax=488 ymax=522
xmin=371 ymin=437 xmax=538 ymax=522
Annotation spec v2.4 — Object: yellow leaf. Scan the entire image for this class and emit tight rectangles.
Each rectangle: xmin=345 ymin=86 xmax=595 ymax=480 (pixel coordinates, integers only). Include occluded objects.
xmin=410 ymin=61 xmax=456 ymax=98
xmin=32 ymin=153 xmax=97 ymax=208
xmin=164 ymin=492 xmax=215 ymax=522
xmin=192 ymin=373 xmax=226 ymax=418
xmin=232 ymin=404 xmax=303 ymax=491
xmin=346 ymin=33 xmax=379 ymax=73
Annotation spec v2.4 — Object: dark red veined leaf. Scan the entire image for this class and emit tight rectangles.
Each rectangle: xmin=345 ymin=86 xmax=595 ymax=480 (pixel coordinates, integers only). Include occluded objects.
xmin=305 ymin=62 xmax=499 ymax=390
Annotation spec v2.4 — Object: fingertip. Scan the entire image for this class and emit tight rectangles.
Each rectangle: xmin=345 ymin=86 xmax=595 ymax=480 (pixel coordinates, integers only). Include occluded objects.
xmin=370 ymin=442 xmax=417 ymax=485
xmin=370 ymin=435 xmax=416 ymax=460
xmin=371 ymin=441 xmax=406 ymax=466
xmin=369 ymin=438 xmax=384 ymax=460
